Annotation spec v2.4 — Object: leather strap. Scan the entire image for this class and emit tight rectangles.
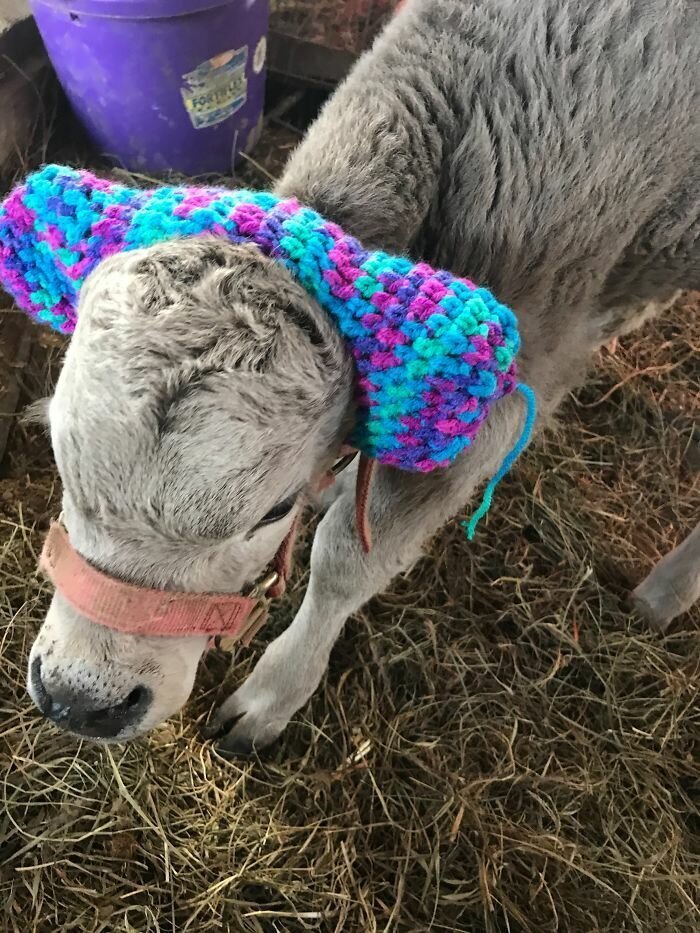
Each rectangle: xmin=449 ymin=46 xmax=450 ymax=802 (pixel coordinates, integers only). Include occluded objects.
xmin=269 ymin=515 xmax=299 ymax=598
xmin=355 ymin=454 xmax=376 ymax=554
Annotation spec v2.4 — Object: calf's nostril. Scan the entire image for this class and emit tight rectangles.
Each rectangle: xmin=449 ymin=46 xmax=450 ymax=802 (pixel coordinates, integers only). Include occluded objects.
xmin=29 ymin=655 xmax=52 ymax=715
xmin=127 ymin=686 xmax=147 ymax=708
xmin=79 ymin=684 xmax=153 ymax=736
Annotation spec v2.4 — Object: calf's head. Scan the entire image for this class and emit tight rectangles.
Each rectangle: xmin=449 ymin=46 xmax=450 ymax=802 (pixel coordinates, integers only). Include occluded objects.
xmin=28 ymin=237 xmax=353 ymax=742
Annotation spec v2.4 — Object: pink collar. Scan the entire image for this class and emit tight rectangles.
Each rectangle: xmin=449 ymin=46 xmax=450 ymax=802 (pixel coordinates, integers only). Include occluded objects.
xmin=37 ymin=451 xmax=376 ymax=647
xmin=39 ymin=521 xmax=296 ymax=648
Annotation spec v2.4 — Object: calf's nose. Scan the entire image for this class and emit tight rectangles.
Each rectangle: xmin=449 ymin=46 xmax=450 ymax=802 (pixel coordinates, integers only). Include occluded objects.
xmin=29 ymin=656 xmax=152 ymax=739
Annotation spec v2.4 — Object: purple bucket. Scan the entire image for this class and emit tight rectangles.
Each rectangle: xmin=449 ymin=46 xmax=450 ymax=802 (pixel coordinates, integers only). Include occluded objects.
xmin=29 ymin=0 xmax=269 ymax=175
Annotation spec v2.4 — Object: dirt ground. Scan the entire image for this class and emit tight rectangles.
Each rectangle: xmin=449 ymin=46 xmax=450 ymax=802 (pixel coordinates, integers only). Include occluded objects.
xmin=0 ymin=123 xmax=698 ymax=932
xmin=271 ymin=0 xmax=397 ymax=55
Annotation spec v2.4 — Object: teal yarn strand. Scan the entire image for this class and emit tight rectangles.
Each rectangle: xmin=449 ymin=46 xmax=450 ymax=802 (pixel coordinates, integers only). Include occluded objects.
xmin=462 ymin=383 xmax=538 ymax=540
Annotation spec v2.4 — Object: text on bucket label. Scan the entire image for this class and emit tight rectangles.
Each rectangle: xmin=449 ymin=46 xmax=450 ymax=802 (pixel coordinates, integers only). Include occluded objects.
xmin=181 ymin=48 xmax=248 ymax=130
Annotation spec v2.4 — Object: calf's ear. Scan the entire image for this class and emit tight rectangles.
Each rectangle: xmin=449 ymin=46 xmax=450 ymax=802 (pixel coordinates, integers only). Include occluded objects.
xmin=0 ymin=164 xmax=117 ymax=337
xmin=22 ymin=397 xmax=51 ymax=427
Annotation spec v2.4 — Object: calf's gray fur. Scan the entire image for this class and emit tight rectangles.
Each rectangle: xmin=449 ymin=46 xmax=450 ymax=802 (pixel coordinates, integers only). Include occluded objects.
xmin=28 ymin=0 xmax=699 ymax=753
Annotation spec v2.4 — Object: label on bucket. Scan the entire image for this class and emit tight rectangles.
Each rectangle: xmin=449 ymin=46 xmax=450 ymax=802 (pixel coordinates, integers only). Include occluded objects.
xmin=180 ymin=48 xmax=248 ymax=130
xmin=253 ymin=36 xmax=266 ymax=75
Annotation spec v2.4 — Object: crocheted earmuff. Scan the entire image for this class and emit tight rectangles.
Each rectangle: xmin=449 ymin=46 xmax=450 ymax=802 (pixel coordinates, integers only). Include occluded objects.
xmin=0 ymin=165 xmax=536 ymax=536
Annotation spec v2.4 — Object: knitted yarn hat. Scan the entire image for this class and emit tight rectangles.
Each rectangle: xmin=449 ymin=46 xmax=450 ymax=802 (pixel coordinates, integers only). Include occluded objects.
xmin=0 ymin=165 xmax=535 ymax=536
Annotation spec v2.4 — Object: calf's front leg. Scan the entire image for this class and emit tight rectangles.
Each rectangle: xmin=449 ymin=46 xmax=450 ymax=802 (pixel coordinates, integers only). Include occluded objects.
xmin=632 ymin=522 xmax=700 ymax=630
xmin=207 ymin=400 xmax=525 ymax=756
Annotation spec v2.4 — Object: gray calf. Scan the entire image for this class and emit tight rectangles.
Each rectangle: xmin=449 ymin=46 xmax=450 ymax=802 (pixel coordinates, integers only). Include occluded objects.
xmin=28 ymin=0 xmax=699 ymax=753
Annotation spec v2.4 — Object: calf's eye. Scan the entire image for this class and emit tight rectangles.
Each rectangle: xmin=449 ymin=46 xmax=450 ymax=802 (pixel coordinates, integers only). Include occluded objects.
xmin=255 ymin=496 xmax=297 ymax=529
